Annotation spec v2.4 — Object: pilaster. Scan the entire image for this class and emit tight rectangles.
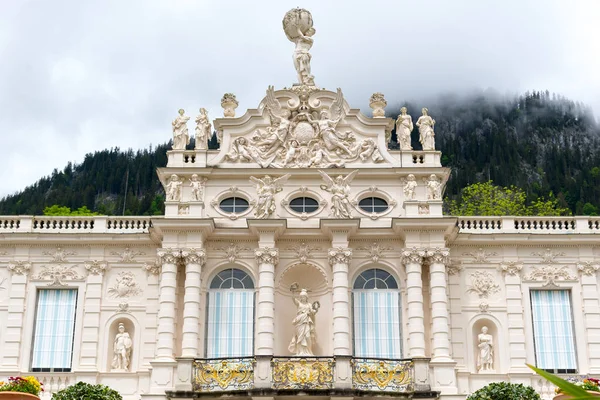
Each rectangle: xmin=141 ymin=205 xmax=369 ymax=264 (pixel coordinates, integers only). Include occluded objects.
xmin=155 ymin=248 xmax=180 ymax=361
xmin=401 ymin=247 xmax=426 ymax=358
xmin=180 ymin=249 xmax=205 ymax=358
xmin=499 ymin=259 xmax=528 ymax=373
xmin=79 ymin=258 xmax=108 ymax=370
xmin=3 ymin=261 xmax=31 ymax=369
xmin=577 ymin=261 xmax=600 ymax=373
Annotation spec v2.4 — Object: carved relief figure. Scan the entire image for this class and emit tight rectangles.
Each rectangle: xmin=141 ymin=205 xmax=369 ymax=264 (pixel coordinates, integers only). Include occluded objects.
xmin=477 ymin=326 xmax=494 ymax=372
xmin=189 ymin=174 xmax=206 ymax=202
xmin=358 ymin=139 xmax=383 ymax=162
xmin=403 ymin=174 xmax=418 ymax=200
xmin=307 ymin=105 xmax=350 ymax=155
xmin=426 ymin=174 xmax=442 ymax=200
xmin=165 ymin=174 xmax=182 ymax=201
xmin=283 ymin=8 xmax=316 ymax=86
xmin=319 ymin=170 xmax=358 ymax=218
xmin=172 ymin=109 xmax=190 ymax=150
xmin=195 ymin=108 xmax=211 ymax=150
xmin=108 ymin=272 xmax=142 ymax=298
xmin=396 ymin=107 xmax=413 ymax=150
xmin=288 ymin=285 xmax=320 ymax=356
xmin=416 ymin=107 xmax=435 ymax=150
xmin=250 ymin=174 xmax=290 ymax=219
xmin=111 ymin=323 xmax=133 ymax=371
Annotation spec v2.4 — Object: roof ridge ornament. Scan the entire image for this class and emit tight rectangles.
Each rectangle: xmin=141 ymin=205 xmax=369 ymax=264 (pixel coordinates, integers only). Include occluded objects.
xmin=283 ymin=8 xmax=316 ymax=87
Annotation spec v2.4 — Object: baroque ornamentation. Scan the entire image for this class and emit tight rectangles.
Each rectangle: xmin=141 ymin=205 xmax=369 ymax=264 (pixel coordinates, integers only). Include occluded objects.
xmin=418 ymin=204 xmax=430 ymax=215
xmin=255 ymin=247 xmax=279 ymax=265
xmin=396 ymin=107 xmax=413 ymax=150
xmin=181 ymin=249 xmax=206 ymax=266
xmin=524 ymin=265 xmax=577 ymax=287
xmin=416 ymin=107 xmax=436 ymax=150
xmin=157 ymin=248 xmax=181 ymax=264
xmin=319 ymin=169 xmax=358 ymax=218
xmin=401 ymin=247 xmax=426 ymax=265
xmin=224 ymin=86 xmax=384 ymax=169
xmin=84 ymin=260 xmax=108 ymax=276
xmin=43 ymin=247 xmax=76 ymax=263
xmin=250 ymin=174 xmax=290 ymax=218
xmin=578 ymin=261 xmax=600 ymax=276
xmin=466 ymin=271 xmax=500 ymax=298
xmin=165 ymin=174 xmax=183 ymax=202
xmin=402 ymin=174 xmax=417 ymax=200
xmin=193 ymin=358 xmax=254 ymax=391
xmin=195 ymin=108 xmax=211 ymax=150
xmin=351 ymin=359 xmax=413 ymax=392
xmin=221 ymin=93 xmax=239 ymax=117
xmin=7 ymin=261 xmax=32 ymax=275
xmin=531 ymin=248 xmax=565 ymax=264
xmin=283 ymin=8 xmax=316 ymax=86
xmin=108 ymin=271 xmax=143 ymax=298
xmin=172 ymin=108 xmax=190 ymax=150
xmin=116 ymin=302 xmax=130 ymax=313
xmin=111 ymin=247 xmax=146 ymax=263
xmin=426 ymin=247 xmax=450 ymax=264
xmin=214 ymin=243 xmax=251 ymax=263
xmin=358 ymin=242 xmax=392 ymax=263
xmin=499 ymin=261 xmax=523 ymax=276
xmin=189 ymin=174 xmax=207 ymax=202
xmin=271 ymin=357 xmax=334 ymax=390
xmin=328 ymin=247 xmax=352 ymax=265
xmin=446 ymin=262 xmax=463 ymax=276
xmin=463 ymin=248 xmax=498 ymax=263
xmin=369 ymin=92 xmax=387 ymax=118
xmin=479 ymin=301 xmax=489 ymax=313
xmin=288 ymin=242 xmax=320 ymax=263
xmin=33 ymin=264 xmax=83 ymax=286
xmin=142 ymin=261 xmax=161 ymax=276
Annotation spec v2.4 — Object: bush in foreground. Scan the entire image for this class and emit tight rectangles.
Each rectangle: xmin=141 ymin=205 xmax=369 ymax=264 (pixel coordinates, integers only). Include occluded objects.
xmin=52 ymin=382 xmax=122 ymax=400
xmin=467 ymin=381 xmax=540 ymax=400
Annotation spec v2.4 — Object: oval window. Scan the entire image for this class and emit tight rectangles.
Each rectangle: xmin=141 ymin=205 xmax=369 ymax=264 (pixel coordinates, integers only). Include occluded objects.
xmin=219 ymin=197 xmax=250 ymax=213
xmin=289 ymin=197 xmax=319 ymax=213
xmin=358 ymin=197 xmax=389 ymax=213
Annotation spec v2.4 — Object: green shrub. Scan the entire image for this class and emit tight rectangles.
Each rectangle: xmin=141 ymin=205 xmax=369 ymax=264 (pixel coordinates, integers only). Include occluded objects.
xmin=52 ymin=382 xmax=122 ymax=400
xmin=467 ymin=381 xmax=540 ymax=400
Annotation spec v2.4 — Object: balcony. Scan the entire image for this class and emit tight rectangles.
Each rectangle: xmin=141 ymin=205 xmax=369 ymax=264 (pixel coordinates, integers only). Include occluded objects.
xmin=169 ymin=356 xmax=438 ymax=399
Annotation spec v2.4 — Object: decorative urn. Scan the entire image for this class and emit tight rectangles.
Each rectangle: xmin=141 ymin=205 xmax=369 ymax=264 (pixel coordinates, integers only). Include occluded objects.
xmin=221 ymin=93 xmax=239 ymax=118
xmin=369 ymin=92 xmax=387 ymax=118
xmin=0 ymin=393 xmax=40 ymax=400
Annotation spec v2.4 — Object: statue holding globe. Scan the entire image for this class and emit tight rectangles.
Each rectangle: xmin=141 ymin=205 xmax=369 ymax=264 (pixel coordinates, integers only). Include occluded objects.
xmin=283 ymin=8 xmax=316 ymax=86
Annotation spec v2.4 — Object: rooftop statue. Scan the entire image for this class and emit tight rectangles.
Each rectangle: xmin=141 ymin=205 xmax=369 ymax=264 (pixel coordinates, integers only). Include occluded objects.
xmin=283 ymin=8 xmax=316 ymax=86
xmin=416 ymin=107 xmax=436 ymax=150
xmin=172 ymin=109 xmax=190 ymax=150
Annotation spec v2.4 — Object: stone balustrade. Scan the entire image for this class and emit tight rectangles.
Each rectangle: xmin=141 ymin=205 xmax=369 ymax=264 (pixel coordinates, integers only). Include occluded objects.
xmin=458 ymin=216 xmax=600 ymax=234
xmin=0 ymin=216 xmax=152 ymax=234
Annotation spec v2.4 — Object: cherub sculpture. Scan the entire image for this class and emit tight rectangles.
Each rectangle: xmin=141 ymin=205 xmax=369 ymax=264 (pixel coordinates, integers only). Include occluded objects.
xmin=426 ymin=174 xmax=442 ymax=200
xmin=165 ymin=174 xmax=182 ymax=201
xmin=189 ymin=174 xmax=206 ymax=202
xmin=318 ymin=169 xmax=359 ymax=218
xmin=250 ymin=174 xmax=291 ymax=219
xmin=403 ymin=174 xmax=418 ymax=200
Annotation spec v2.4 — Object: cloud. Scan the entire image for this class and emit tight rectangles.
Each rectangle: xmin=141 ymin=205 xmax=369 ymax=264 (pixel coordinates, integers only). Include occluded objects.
xmin=1 ymin=0 xmax=599 ymax=197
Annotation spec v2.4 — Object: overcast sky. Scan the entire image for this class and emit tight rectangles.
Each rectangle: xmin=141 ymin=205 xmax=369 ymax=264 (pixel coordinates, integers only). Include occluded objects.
xmin=1 ymin=0 xmax=599 ymax=198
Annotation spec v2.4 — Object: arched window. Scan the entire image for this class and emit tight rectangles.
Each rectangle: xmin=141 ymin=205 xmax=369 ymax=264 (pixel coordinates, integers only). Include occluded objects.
xmin=353 ymin=268 xmax=402 ymax=358
xmin=206 ymin=268 xmax=254 ymax=358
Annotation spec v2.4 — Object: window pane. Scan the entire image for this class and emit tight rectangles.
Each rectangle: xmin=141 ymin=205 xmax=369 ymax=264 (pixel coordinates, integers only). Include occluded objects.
xmin=31 ymin=289 xmax=77 ymax=371
xmin=358 ymin=197 xmax=388 ymax=213
xmin=290 ymin=197 xmax=319 ymax=213
xmin=219 ymin=197 xmax=249 ymax=213
xmin=353 ymin=291 xmax=401 ymax=358
xmin=531 ymin=290 xmax=577 ymax=372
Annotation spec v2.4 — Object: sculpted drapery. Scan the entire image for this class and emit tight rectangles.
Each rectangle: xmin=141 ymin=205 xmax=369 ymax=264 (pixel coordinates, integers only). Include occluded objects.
xmin=288 ymin=287 xmax=320 ymax=356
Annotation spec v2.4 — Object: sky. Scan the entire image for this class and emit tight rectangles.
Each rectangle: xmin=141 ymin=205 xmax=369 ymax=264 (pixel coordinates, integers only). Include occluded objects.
xmin=1 ymin=0 xmax=599 ymax=197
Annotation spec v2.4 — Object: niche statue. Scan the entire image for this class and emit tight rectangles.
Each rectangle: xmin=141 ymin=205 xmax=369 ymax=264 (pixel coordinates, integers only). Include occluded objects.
xmin=477 ymin=326 xmax=494 ymax=372
xmin=111 ymin=323 xmax=133 ymax=372
xmin=288 ymin=283 xmax=320 ymax=356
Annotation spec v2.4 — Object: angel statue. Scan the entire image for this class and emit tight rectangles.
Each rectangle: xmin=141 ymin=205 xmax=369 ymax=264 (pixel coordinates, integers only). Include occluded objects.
xmin=194 ymin=108 xmax=211 ymax=150
xmin=253 ymin=86 xmax=292 ymax=163
xmin=172 ymin=109 xmax=190 ymax=150
xmin=396 ymin=107 xmax=414 ymax=150
xmin=307 ymin=89 xmax=352 ymax=155
xmin=250 ymin=174 xmax=291 ymax=219
xmin=319 ymin=169 xmax=359 ymax=218
xmin=288 ymin=283 xmax=320 ymax=356
xmin=416 ymin=107 xmax=436 ymax=150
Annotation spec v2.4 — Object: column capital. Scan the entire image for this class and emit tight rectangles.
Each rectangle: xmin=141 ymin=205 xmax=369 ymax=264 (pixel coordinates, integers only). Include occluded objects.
xmin=425 ymin=247 xmax=450 ymax=264
xmin=7 ymin=261 xmax=32 ymax=276
xmin=328 ymin=247 xmax=352 ymax=265
xmin=401 ymin=247 xmax=426 ymax=264
xmin=181 ymin=248 xmax=206 ymax=266
xmin=84 ymin=260 xmax=108 ymax=276
xmin=499 ymin=260 xmax=523 ymax=277
xmin=157 ymin=248 xmax=181 ymax=264
xmin=255 ymin=247 xmax=279 ymax=265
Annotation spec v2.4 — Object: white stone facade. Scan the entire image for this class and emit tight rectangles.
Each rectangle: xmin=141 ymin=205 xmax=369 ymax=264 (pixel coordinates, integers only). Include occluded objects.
xmin=1 ymin=8 xmax=599 ymax=400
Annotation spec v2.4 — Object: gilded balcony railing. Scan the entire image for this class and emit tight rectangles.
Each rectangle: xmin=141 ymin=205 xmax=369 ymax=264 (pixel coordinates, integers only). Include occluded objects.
xmin=271 ymin=357 xmax=334 ymax=390
xmin=192 ymin=357 xmax=254 ymax=392
xmin=351 ymin=358 xmax=414 ymax=393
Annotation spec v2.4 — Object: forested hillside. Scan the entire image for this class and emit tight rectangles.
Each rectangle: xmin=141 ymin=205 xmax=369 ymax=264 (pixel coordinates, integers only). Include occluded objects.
xmin=1 ymin=90 xmax=599 ymax=216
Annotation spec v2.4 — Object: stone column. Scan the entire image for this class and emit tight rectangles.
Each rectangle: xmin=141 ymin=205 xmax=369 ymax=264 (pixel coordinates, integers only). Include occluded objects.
xmin=180 ymin=249 xmax=205 ymax=358
xmin=3 ymin=261 xmax=31 ymax=368
xmin=401 ymin=247 xmax=426 ymax=358
xmin=254 ymin=247 xmax=279 ymax=356
xmin=578 ymin=262 xmax=600 ymax=373
xmin=499 ymin=261 xmax=527 ymax=373
xmin=80 ymin=260 xmax=108 ymax=370
xmin=427 ymin=248 xmax=452 ymax=361
xmin=155 ymin=248 xmax=180 ymax=361
xmin=328 ymin=247 xmax=353 ymax=356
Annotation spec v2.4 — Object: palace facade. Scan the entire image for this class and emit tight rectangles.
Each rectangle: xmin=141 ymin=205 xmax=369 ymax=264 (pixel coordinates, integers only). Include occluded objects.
xmin=1 ymin=8 xmax=599 ymax=400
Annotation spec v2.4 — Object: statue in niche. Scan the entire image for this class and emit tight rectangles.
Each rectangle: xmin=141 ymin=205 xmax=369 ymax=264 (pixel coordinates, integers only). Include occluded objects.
xmin=318 ymin=169 xmax=358 ymax=218
xmin=189 ymin=174 xmax=206 ymax=202
xmin=396 ymin=107 xmax=414 ymax=150
xmin=403 ymin=174 xmax=418 ymax=200
xmin=416 ymin=107 xmax=436 ymax=150
xmin=477 ymin=326 xmax=494 ymax=372
xmin=283 ymin=8 xmax=316 ymax=86
xmin=165 ymin=174 xmax=182 ymax=201
xmin=194 ymin=108 xmax=211 ymax=150
xmin=426 ymin=174 xmax=442 ymax=200
xmin=172 ymin=109 xmax=190 ymax=150
xmin=250 ymin=174 xmax=290 ymax=219
xmin=111 ymin=323 xmax=133 ymax=371
xmin=288 ymin=284 xmax=320 ymax=356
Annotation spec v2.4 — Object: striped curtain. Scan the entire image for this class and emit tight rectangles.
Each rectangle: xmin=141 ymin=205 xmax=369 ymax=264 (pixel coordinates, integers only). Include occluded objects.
xmin=353 ymin=291 xmax=401 ymax=358
xmin=531 ymin=290 xmax=577 ymax=371
xmin=31 ymin=289 xmax=78 ymax=371
xmin=206 ymin=290 xmax=254 ymax=358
